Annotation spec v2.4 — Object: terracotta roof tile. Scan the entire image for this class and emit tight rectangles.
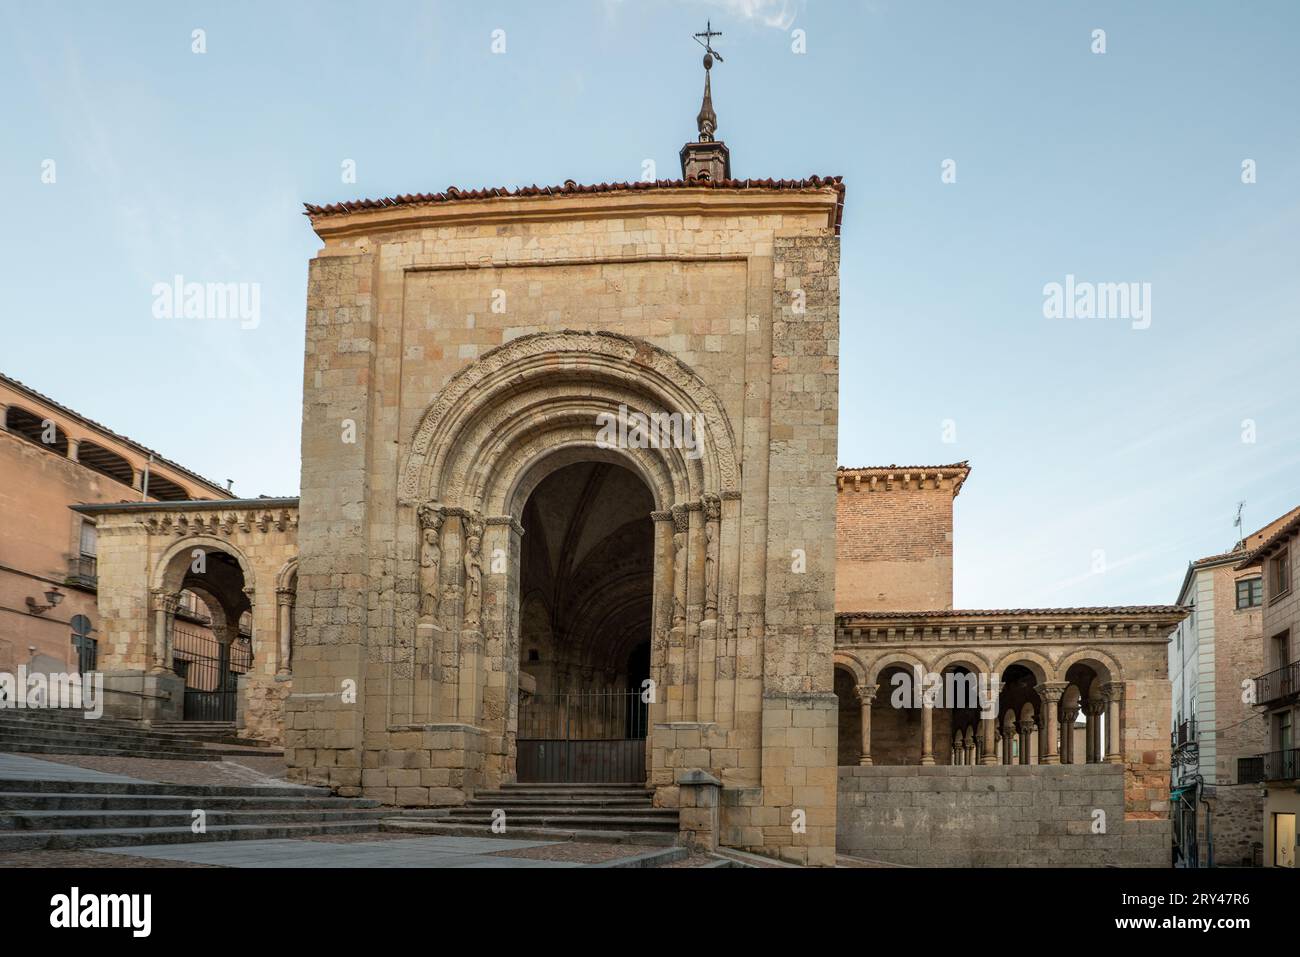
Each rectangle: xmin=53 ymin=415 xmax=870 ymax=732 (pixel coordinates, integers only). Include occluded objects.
xmin=838 ymin=606 xmax=1188 ymax=620
xmin=304 ymin=176 xmax=847 ymax=231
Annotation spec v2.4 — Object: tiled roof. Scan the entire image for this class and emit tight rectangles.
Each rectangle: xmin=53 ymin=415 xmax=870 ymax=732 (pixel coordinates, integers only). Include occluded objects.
xmin=303 ymin=176 xmax=847 ymax=230
xmin=1 ymin=371 xmax=230 ymax=496
xmin=1236 ymin=510 xmax=1300 ymax=569
xmin=837 ymin=462 xmax=970 ymax=474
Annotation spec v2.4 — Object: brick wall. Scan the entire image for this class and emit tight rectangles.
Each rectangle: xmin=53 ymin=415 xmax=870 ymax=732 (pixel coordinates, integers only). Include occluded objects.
xmin=835 ymin=473 xmax=958 ymax=612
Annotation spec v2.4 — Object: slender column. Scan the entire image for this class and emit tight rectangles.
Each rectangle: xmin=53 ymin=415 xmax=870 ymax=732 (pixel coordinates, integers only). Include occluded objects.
xmin=1036 ymin=683 xmax=1066 ymax=764
xmin=980 ymin=714 xmax=998 ymax=765
xmin=275 ymin=588 xmax=293 ymax=676
xmin=1101 ymin=682 xmax=1124 ymax=764
xmin=920 ymin=700 xmax=935 ymax=765
xmin=1061 ymin=702 xmax=1080 ymax=764
xmin=1000 ymin=724 xmax=1014 ymax=765
xmin=1018 ymin=719 xmax=1035 ymax=765
xmin=149 ymin=589 xmax=179 ymax=674
xmin=855 ymin=684 xmax=876 ymax=765
xmin=1084 ymin=700 xmax=1104 ymax=763
xmin=966 ymin=735 xmax=977 ymax=766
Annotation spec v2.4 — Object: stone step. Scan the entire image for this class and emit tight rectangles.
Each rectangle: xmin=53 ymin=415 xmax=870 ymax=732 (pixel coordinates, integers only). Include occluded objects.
xmin=0 ymin=742 xmax=228 ymax=761
xmin=485 ymin=787 xmax=654 ymax=798
xmin=0 ymin=819 xmax=381 ymax=852
xmin=0 ymin=714 xmax=276 ymax=750
xmin=463 ymin=796 xmax=657 ymax=808
xmin=0 ymin=808 xmax=393 ymax=830
xmin=457 ymin=803 xmax=671 ymax=816
xmin=0 ymin=778 xmax=330 ymax=798
xmin=442 ymin=811 xmax=678 ymax=831
xmin=380 ymin=818 xmax=678 ymax=846
xmin=0 ymin=791 xmax=380 ymax=811
xmin=0 ymin=728 xmax=277 ymax=757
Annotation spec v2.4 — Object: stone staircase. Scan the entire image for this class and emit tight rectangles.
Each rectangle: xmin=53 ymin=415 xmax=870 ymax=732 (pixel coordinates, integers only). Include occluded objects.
xmin=382 ymin=782 xmax=681 ymax=845
xmin=0 ymin=777 xmax=389 ymax=852
xmin=0 ymin=709 xmax=281 ymax=761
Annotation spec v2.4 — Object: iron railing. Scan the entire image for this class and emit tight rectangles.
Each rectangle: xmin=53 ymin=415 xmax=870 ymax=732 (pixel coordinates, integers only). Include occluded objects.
xmin=1172 ymin=717 xmax=1197 ymax=748
xmin=1238 ymin=755 xmax=1264 ymax=784
xmin=1241 ymin=748 xmax=1299 ymax=783
xmin=172 ymin=622 xmax=252 ymax=721
xmin=65 ymin=555 xmax=97 ymax=589
xmin=1252 ymin=662 xmax=1300 ymax=706
xmin=517 ymin=689 xmax=648 ymax=783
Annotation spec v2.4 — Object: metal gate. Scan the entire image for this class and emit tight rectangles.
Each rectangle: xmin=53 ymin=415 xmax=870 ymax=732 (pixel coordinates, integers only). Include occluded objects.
xmin=172 ymin=622 xmax=252 ymax=722
xmin=517 ymin=689 xmax=647 ymax=783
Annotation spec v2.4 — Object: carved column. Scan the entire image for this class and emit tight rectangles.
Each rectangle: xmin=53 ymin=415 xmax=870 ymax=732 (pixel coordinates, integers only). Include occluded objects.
xmin=1000 ymin=721 xmax=1015 ymax=765
xmin=855 ymin=684 xmax=876 ymax=765
xmin=1101 ymin=682 xmax=1124 ymax=764
xmin=417 ymin=504 xmax=444 ymax=623
xmin=275 ymin=588 xmax=294 ymax=677
xmin=1036 ymin=683 xmax=1067 ymax=764
xmin=149 ymin=589 xmax=179 ymax=674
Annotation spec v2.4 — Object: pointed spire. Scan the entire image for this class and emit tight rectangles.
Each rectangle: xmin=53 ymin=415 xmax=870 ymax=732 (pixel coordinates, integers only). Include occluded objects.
xmin=681 ymin=23 xmax=731 ymax=181
xmin=697 ymin=53 xmax=718 ymax=142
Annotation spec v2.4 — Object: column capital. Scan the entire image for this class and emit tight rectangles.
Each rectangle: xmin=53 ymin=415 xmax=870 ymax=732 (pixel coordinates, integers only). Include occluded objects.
xmin=1035 ymin=681 xmax=1068 ymax=703
xmin=854 ymin=683 xmax=877 ymax=706
xmin=1100 ymin=681 xmax=1125 ymax=703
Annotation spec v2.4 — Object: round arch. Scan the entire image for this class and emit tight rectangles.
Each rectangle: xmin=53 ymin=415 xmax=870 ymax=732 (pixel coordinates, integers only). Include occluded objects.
xmin=990 ymin=649 xmax=1053 ymax=686
xmin=1054 ymin=648 xmax=1121 ymax=686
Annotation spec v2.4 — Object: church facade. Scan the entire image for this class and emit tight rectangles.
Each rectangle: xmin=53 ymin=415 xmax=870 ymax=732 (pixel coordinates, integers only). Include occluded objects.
xmin=78 ymin=85 xmax=1184 ymax=867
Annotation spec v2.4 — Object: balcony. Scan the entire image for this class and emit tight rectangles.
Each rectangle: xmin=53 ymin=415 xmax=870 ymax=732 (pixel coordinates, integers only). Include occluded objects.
xmin=1252 ymin=662 xmax=1300 ymax=706
xmin=65 ymin=555 xmax=97 ymax=589
xmin=1241 ymin=748 xmax=1300 ymax=783
xmin=1172 ymin=717 xmax=1197 ymax=749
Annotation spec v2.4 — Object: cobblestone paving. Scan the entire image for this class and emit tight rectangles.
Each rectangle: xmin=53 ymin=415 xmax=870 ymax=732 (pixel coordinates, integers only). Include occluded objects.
xmin=486 ymin=842 xmax=660 ymax=864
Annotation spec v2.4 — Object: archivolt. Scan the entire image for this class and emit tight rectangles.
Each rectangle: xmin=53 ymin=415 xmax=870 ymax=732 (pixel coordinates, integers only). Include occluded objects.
xmin=400 ymin=331 xmax=739 ymax=510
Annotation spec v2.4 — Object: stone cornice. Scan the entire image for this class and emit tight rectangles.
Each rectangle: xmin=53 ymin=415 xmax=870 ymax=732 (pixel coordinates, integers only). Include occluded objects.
xmin=836 ymin=464 xmax=971 ymax=498
xmin=309 ymin=185 xmax=843 ymax=243
xmin=836 ymin=607 xmax=1189 ymax=645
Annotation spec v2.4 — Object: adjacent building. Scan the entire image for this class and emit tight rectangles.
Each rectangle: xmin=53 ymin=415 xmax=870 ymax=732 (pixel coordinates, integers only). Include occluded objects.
xmin=0 ymin=373 xmax=229 ymax=701
xmin=1236 ymin=513 xmax=1300 ymax=868
xmin=1167 ymin=507 xmax=1299 ymax=866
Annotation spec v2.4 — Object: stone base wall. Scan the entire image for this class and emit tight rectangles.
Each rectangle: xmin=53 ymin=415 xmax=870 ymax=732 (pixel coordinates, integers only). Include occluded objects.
xmin=357 ymin=724 xmax=488 ymax=806
xmin=838 ymin=764 xmax=1167 ymax=867
xmin=237 ymin=674 xmax=291 ymax=745
xmin=99 ymin=671 xmax=183 ymax=723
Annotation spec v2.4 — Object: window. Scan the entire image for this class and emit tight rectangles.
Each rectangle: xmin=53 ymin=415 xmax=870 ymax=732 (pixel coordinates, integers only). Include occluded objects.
xmin=70 ymin=615 xmax=97 ymax=673
xmin=79 ymin=520 xmax=97 ymax=558
xmin=1270 ymin=548 xmax=1291 ymax=600
xmin=1237 ymin=577 xmax=1263 ymax=609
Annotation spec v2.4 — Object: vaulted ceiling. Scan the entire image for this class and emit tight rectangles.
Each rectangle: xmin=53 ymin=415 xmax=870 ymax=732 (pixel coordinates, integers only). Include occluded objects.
xmin=519 ymin=462 xmax=655 ymax=676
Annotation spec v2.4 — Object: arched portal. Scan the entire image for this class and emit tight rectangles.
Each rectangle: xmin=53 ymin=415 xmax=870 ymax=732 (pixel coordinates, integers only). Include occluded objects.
xmin=516 ymin=461 xmax=655 ymax=782
xmin=153 ymin=540 xmax=254 ymax=722
xmin=399 ymin=332 xmax=741 ymax=793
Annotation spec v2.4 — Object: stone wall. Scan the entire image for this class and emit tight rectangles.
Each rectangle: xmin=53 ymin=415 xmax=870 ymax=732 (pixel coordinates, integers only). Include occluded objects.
xmin=837 ymin=764 xmax=1167 ymax=867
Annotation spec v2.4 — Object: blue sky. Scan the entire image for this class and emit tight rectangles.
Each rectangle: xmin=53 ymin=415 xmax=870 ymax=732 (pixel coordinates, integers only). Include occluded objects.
xmin=3 ymin=1 xmax=1298 ymax=609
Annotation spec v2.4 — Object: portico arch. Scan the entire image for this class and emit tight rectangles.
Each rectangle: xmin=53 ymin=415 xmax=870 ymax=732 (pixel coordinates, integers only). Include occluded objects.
xmin=399 ymin=333 xmax=740 ymax=787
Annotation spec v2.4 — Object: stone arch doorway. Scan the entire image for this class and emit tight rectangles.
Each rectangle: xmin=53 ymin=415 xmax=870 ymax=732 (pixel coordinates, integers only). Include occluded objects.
xmin=515 ymin=461 xmax=655 ymax=782
xmin=401 ymin=332 xmax=740 ymax=796
xmin=153 ymin=540 xmax=254 ymax=722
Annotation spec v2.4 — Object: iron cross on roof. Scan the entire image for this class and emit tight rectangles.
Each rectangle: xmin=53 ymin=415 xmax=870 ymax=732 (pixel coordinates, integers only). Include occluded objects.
xmin=694 ymin=20 xmax=724 ymax=62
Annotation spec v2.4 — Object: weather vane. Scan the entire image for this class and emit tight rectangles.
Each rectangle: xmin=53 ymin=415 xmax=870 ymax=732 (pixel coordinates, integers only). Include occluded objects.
xmin=692 ymin=21 xmax=724 ymax=142
xmin=694 ymin=20 xmax=724 ymax=63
